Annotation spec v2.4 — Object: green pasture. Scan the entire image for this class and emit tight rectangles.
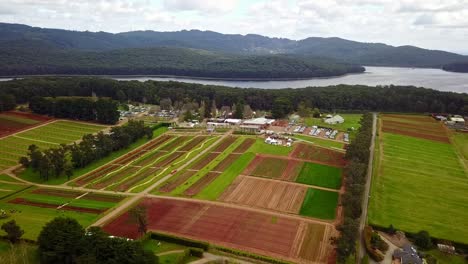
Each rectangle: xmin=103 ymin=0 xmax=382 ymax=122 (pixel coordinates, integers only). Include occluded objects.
xmin=293 ymin=134 xmax=345 ymax=150
xmin=452 ymin=131 xmax=468 ymax=162
xmin=0 ymin=182 xmax=31 ymax=199
xmin=0 ymin=174 xmax=23 ymax=183
xmin=299 ymin=188 xmax=339 ymax=220
xmin=246 ymin=138 xmax=292 ymax=156
xmin=369 ymin=132 xmax=468 ymax=244
xmin=304 ymin=113 xmax=362 ymax=132
xmin=296 ymin=162 xmax=342 ymax=189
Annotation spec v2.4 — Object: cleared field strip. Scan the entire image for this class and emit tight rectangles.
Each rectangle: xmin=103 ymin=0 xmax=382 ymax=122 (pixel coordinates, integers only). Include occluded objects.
xmin=290 ymin=143 xmax=346 ymax=167
xmin=102 ymin=197 xmax=332 ymax=263
xmin=220 ymin=176 xmax=307 ymax=214
xmin=0 ymin=120 xmax=106 ymax=170
xmin=155 ymin=136 xmax=244 ymax=196
xmin=381 ymin=114 xmax=450 ymax=143
xmin=0 ymin=111 xmax=51 ymax=138
xmin=243 ymin=155 xmax=343 ymax=190
xmin=72 ymin=135 xmax=175 ymax=186
xmin=369 ymin=116 xmax=468 ymax=244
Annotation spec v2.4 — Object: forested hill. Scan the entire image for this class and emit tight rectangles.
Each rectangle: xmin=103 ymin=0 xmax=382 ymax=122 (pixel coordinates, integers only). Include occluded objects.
xmin=0 ymin=45 xmax=364 ymax=78
xmin=442 ymin=62 xmax=468 ymax=73
xmin=0 ymin=22 xmax=467 ymax=69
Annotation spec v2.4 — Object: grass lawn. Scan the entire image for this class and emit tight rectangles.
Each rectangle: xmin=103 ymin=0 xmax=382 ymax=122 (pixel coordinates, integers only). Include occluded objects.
xmin=195 ymin=152 xmax=256 ymax=200
xmin=157 ymin=251 xmax=189 ymax=264
xmin=0 ymin=114 xmax=40 ymax=125
xmin=452 ymin=131 xmax=468 ymax=164
xmin=369 ymin=131 xmax=468 ymax=244
xmin=142 ymin=239 xmax=187 ymax=254
xmin=247 ymin=138 xmax=292 ymax=156
xmin=304 ymin=114 xmax=362 ymax=132
xmin=299 ymin=188 xmax=339 ymax=220
xmin=0 ymin=174 xmax=23 ymax=183
xmin=424 ymin=249 xmax=468 ymax=264
xmin=20 ymin=127 xmax=167 ymax=185
xmin=0 ymin=183 xmax=31 ymax=199
xmin=296 ymin=162 xmax=342 ymax=189
xmin=293 ymin=134 xmax=345 ymax=150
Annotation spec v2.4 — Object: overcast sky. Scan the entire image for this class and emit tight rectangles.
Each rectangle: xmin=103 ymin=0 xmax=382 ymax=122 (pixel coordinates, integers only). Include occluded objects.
xmin=1 ymin=0 xmax=467 ymax=54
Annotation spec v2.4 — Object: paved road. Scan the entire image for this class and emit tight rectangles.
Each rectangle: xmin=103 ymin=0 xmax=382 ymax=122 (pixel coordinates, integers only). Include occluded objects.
xmin=357 ymin=113 xmax=377 ymax=263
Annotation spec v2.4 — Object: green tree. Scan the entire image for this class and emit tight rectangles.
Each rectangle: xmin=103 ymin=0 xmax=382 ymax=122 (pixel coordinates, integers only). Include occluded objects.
xmin=1 ymin=220 xmax=24 ymax=243
xmin=414 ymin=230 xmax=433 ymax=250
xmin=233 ymin=100 xmax=244 ymax=119
xmin=38 ymin=217 xmax=85 ymax=264
xmin=129 ymin=205 xmax=148 ymax=236
xmin=272 ymin=97 xmax=292 ymax=119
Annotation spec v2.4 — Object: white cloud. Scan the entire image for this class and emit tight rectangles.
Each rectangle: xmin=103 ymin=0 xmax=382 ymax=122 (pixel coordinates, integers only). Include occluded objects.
xmin=163 ymin=0 xmax=238 ymax=13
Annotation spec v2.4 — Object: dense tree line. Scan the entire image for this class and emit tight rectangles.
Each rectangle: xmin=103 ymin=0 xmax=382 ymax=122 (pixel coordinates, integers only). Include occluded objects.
xmin=0 ymin=92 xmax=16 ymax=111
xmin=0 ymin=77 xmax=466 ymax=115
xmin=20 ymin=120 xmax=152 ymax=181
xmin=442 ymin=62 xmax=468 ymax=73
xmin=334 ymin=113 xmax=373 ymax=263
xmin=29 ymin=96 xmax=119 ymax=124
xmin=38 ymin=217 xmax=154 ymax=264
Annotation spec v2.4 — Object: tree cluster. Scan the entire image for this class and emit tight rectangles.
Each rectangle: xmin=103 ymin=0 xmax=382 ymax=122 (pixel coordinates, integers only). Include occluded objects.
xmin=20 ymin=120 xmax=152 ymax=181
xmin=37 ymin=217 xmax=155 ymax=264
xmin=1 ymin=220 xmax=24 ymax=244
xmin=334 ymin=113 xmax=373 ymax=263
xmin=29 ymin=96 xmax=119 ymax=124
xmin=1 ymin=77 xmax=466 ymax=116
xmin=0 ymin=93 xmax=16 ymax=112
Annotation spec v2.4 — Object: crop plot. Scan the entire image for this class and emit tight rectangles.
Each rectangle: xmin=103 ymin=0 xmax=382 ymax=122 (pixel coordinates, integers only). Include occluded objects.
xmin=0 ymin=111 xmax=52 ymax=138
xmin=232 ymin=138 xmax=255 ymax=153
xmin=247 ymin=156 xmax=289 ymax=179
xmin=183 ymin=172 xmax=221 ymax=196
xmin=159 ymin=170 xmax=198 ymax=193
xmin=296 ymin=162 xmax=343 ymax=189
xmin=0 ymin=188 xmax=124 ymax=240
xmin=299 ymin=188 xmax=339 ymax=220
xmin=290 ymin=143 xmax=345 ymax=167
xmin=220 ymin=176 xmax=307 ymax=214
xmin=102 ymin=197 xmax=333 ymax=263
xmin=381 ymin=114 xmax=450 ymax=143
xmin=211 ymin=154 xmax=241 ymax=172
xmin=0 ymin=120 xmax=106 ymax=170
xmin=369 ymin=116 xmax=468 ymax=244
xmin=212 ymin=136 xmax=237 ymax=152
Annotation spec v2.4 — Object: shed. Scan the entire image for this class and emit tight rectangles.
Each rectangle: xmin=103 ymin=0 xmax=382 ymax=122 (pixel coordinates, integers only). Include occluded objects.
xmin=325 ymin=115 xmax=344 ymax=125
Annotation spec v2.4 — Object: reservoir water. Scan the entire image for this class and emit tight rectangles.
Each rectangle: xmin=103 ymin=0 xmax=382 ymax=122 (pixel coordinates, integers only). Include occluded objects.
xmin=2 ymin=66 xmax=468 ymax=93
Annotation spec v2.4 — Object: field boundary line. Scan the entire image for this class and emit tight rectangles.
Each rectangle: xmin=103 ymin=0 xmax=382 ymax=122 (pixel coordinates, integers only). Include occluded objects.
xmin=12 ymin=135 xmax=59 ymax=145
xmin=0 ymin=119 xmax=57 ymax=140
xmin=241 ymin=175 xmax=340 ymax=193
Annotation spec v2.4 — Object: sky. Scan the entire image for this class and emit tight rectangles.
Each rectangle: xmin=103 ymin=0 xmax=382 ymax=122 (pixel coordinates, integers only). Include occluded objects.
xmin=0 ymin=0 xmax=467 ymax=54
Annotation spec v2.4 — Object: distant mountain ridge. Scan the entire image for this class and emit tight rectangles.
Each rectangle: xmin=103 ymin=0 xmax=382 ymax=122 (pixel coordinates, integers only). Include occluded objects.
xmin=0 ymin=22 xmax=466 ymax=75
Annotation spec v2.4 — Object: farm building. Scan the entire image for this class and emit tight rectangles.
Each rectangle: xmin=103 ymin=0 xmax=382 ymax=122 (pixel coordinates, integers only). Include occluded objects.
xmin=392 ymin=244 xmax=422 ymax=264
xmin=243 ymin=117 xmax=275 ymax=126
xmin=239 ymin=125 xmax=261 ymax=134
xmin=224 ymin=118 xmax=242 ymax=125
xmin=324 ymin=115 xmax=344 ymax=125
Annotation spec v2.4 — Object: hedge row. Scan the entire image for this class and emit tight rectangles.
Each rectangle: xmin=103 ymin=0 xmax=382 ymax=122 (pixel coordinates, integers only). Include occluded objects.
xmin=363 ymin=226 xmax=384 ymax=261
xmin=149 ymin=232 xmax=209 ymax=251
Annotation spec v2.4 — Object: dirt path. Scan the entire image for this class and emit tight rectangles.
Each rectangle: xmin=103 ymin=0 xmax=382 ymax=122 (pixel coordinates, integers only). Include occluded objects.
xmin=357 ymin=113 xmax=377 ymax=263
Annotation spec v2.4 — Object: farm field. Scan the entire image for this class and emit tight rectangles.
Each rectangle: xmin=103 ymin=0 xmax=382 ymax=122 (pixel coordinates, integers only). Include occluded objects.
xmin=296 ymin=162 xmax=342 ymax=189
xmin=102 ymin=197 xmax=335 ymax=263
xmin=291 ymin=143 xmax=346 ymax=167
xmin=299 ymin=188 xmax=339 ymax=220
xmin=73 ymin=134 xmax=219 ymax=193
xmin=369 ymin=114 xmax=468 ymax=244
xmin=0 ymin=111 xmax=52 ymax=138
xmin=0 ymin=187 xmax=125 ymax=240
xmin=0 ymin=120 xmax=106 ymax=171
xmin=293 ymin=134 xmax=346 ymax=150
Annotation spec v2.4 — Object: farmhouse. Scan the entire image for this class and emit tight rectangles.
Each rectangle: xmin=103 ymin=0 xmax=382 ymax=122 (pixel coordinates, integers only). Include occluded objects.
xmin=392 ymin=244 xmax=423 ymax=264
xmin=324 ymin=115 xmax=344 ymax=125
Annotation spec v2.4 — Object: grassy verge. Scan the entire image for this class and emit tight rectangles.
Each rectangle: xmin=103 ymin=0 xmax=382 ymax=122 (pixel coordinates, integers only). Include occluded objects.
xmin=293 ymin=134 xmax=345 ymax=150
xmin=423 ymin=249 xmax=468 ymax=264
